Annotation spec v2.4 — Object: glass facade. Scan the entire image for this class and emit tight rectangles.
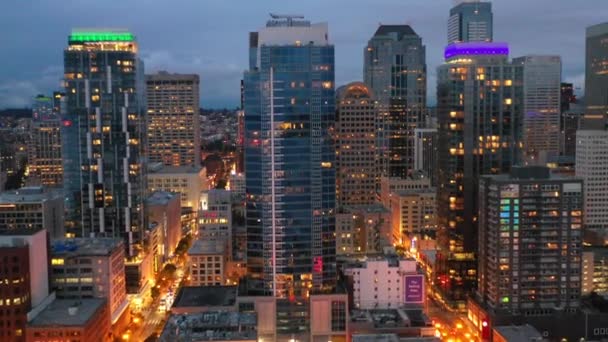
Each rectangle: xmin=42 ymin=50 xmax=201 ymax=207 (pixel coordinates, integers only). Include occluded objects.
xmin=448 ymin=1 xmax=493 ymax=44
xmin=63 ymin=30 xmax=146 ymax=256
xmin=585 ymin=22 xmax=608 ymax=115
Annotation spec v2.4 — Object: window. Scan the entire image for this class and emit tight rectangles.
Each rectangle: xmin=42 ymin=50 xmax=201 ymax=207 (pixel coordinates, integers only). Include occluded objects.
xmin=331 ymin=301 xmax=346 ymax=331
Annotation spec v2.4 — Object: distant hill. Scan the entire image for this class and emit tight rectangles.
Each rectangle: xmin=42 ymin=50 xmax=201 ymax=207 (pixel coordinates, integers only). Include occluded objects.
xmin=0 ymin=108 xmax=32 ymax=119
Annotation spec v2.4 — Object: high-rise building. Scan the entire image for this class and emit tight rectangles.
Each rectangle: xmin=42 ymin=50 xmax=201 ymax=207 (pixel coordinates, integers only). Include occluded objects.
xmin=447 ymin=1 xmax=493 ymax=44
xmin=437 ymin=42 xmax=523 ymax=250
xmin=560 ymin=82 xmax=580 ymax=157
xmin=335 ymin=204 xmax=392 ymax=255
xmin=575 ymin=115 xmax=608 ymax=232
xmin=413 ymin=128 xmax=438 ymax=185
xmin=364 ymin=25 xmax=426 ymax=179
xmin=146 ymin=72 xmax=201 ymax=167
xmin=513 ymin=55 xmax=561 ymax=164
xmin=0 ymin=228 xmax=50 ymax=342
xmin=199 ymin=189 xmax=232 ymax=258
xmin=585 ymin=22 xmax=608 ymax=115
xmin=336 ymin=82 xmax=378 ymax=206
xmin=62 ymin=29 xmax=146 ymax=256
xmin=49 ymin=238 xmax=128 ymax=326
xmin=476 ymin=166 xmax=582 ymax=326
xmin=29 ymin=95 xmax=63 ymax=187
xmin=0 ymin=186 xmax=64 ymax=239
xmin=146 ymin=191 xmax=182 ymax=260
xmin=244 ymin=14 xmax=336 ymax=336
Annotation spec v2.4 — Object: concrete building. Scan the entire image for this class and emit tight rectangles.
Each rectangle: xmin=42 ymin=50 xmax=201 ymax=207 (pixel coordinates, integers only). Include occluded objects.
xmin=148 ymin=163 xmax=208 ymax=210
xmin=413 ymin=128 xmax=437 ymax=186
xmin=514 ymin=55 xmax=561 ymax=164
xmin=146 ymin=191 xmax=182 ymax=260
xmin=365 ymin=25 xmax=427 ymax=178
xmin=388 ymin=188 xmax=437 ymax=240
xmin=344 ymin=257 xmax=421 ymax=309
xmin=188 ymin=239 xmax=228 ymax=286
xmin=576 ymin=115 xmax=608 ymax=232
xmin=336 ymin=82 xmax=379 ymax=206
xmin=336 ymin=204 xmax=392 ymax=255
xmin=380 ymin=175 xmax=432 ymax=208
xmin=171 ymin=286 xmax=237 ymax=314
xmin=146 ymin=72 xmax=201 ymax=167
xmin=26 ymin=298 xmax=110 ymax=342
xmin=0 ymin=186 xmax=64 ymax=239
xmin=477 ymin=167 xmax=583 ymax=317
xmin=0 ymin=228 xmax=51 ymax=342
xmin=49 ymin=238 xmax=128 ymax=326
xmin=159 ymin=311 xmax=257 ymax=342
xmin=349 ymin=309 xmax=435 ymax=338
xmin=447 ymin=1 xmax=493 ymax=43
xmin=199 ymin=189 xmax=232 ymax=258
xmin=228 ymin=171 xmax=245 ymax=200
xmin=585 ymin=22 xmax=608 ymax=115
xmin=582 ymin=247 xmax=608 ymax=296
xmin=62 ymin=30 xmax=146 ymax=255
xmin=28 ymin=95 xmax=63 ymax=187
xmin=492 ymin=324 xmax=542 ymax=342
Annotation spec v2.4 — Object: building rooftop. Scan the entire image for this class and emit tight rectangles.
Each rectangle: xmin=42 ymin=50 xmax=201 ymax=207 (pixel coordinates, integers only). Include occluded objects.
xmin=148 ymin=162 xmax=205 ymax=174
xmin=587 ymin=22 xmax=608 ymax=38
xmin=484 ymin=166 xmax=579 ymax=182
xmin=159 ymin=312 xmax=257 ymax=341
xmin=188 ymin=239 xmax=226 ymax=255
xmin=146 ymin=191 xmax=179 ymax=206
xmin=493 ymin=324 xmax=542 ymax=341
xmin=69 ymin=29 xmax=134 ymax=43
xmin=0 ymin=186 xmax=62 ymax=204
xmin=350 ymin=309 xmax=431 ymax=328
xmin=173 ymin=286 xmax=237 ymax=308
xmin=29 ymin=298 xmax=106 ymax=327
xmin=342 ymin=203 xmax=391 ymax=214
xmin=146 ymin=72 xmax=200 ymax=81
xmin=353 ymin=335 xmax=439 ymax=342
xmin=373 ymin=25 xmax=418 ymax=39
xmin=51 ymin=238 xmax=123 ymax=257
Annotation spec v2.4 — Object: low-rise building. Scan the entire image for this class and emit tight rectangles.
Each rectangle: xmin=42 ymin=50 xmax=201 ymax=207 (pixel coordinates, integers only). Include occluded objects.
xmin=26 ymin=298 xmax=110 ymax=342
xmin=171 ymin=286 xmax=237 ymax=314
xmin=50 ymin=238 xmax=128 ymax=326
xmin=188 ymin=239 xmax=228 ymax=286
xmin=492 ymin=324 xmax=543 ymax=342
xmin=159 ymin=311 xmax=257 ymax=342
xmin=349 ymin=309 xmax=434 ymax=338
xmin=148 ymin=163 xmax=208 ymax=210
xmin=0 ymin=186 xmax=64 ymax=239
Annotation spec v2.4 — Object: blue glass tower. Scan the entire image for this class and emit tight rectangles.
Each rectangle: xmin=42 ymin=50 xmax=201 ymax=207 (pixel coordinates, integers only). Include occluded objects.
xmin=244 ymin=14 xmax=337 ymax=335
xmin=448 ymin=1 xmax=493 ymax=44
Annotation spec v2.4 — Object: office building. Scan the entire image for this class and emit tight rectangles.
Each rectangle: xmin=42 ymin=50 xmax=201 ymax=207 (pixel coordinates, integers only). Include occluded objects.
xmin=159 ymin=312 xmax=257 ymax=342
xmin=582 ymin=247 xmax=608 ymax=296
xmin=29 ymin=95 xmax=63 ymax=187
xmin=0 ymin=228 xmax=51 ymax=342
xmin=477 ymin=167 xmax=582 ymax=317
xmin=0 ymin=186 xmax=64 ymax=239
xmin=199 ymin=189 xmax=232 ymax=258
xmin=335 ymin=204 xmax=392 ymax=255
xmin=148 ymin=163 xmax=208 ymax=210
xmin=447 ymin=1 xmax=493 ymax=44
xmin=379 ymin=175 xmax=432 ymax=208
xmin=364 ymin=25 xmax=426 ymax=178
xmin=389 ymin=188 xmax=437 ymax=238
xmin=146 ymin=191 xmax=181 ymax=260
xmin=50 ymin=238 xmax=128 ymax=326
xmin=344 ymin=257 xmax=421 ymax=309
xmin=413 ymin=128 xmax=437 ymax=185
xmin=188 ymin=239 xmax=228 ymax=287
xmin=513 ymin=55 xmax=561 ymax=164
xmin=62 ymin=29 xmax=146 ymax=256
xmin=229 ymin=171 xmax=245 ymax=200
xmin=575 ymin=115 xmax=608 ymax=231
xmin=25 ymin=298 xmax=110 ymax=342
xmin=336 ymin=82 xmax=378 ymax=206
xmin=146 ymin=72 xmax=200 ymax=167
xmin=585 ymin=22 xmax=608 ymax=115
xmin=244 ymin=14 xmax=336 ymax=338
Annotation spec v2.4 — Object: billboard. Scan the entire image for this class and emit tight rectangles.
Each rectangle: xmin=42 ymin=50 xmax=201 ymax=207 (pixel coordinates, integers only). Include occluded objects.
xmin=404 ymin=274 xmax=425 ymax=304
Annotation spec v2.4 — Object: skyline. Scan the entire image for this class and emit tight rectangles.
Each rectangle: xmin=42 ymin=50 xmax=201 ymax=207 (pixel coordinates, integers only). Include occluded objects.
xmin=0 ymin=0 xmax=606 ymax=108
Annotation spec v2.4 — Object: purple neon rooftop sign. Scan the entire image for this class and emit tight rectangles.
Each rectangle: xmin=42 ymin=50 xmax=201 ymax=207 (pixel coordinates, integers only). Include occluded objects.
xmin=444 ymin=42 xmax=509 ymax=59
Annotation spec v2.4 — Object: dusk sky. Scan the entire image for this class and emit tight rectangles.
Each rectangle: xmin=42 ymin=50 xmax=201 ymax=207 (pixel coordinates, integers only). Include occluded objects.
xmin=1 ymin=0 xmax=606 ymax=109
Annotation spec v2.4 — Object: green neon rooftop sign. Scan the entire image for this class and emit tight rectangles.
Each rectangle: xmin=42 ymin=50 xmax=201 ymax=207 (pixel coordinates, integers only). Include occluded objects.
xmin=69 ymin=32 xmax=134 ymax=43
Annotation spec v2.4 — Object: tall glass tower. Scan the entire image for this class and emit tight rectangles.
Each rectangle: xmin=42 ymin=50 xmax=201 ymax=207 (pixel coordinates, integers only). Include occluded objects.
xmin=244 ymin=14 xmax=336 ymax=336
xmin=585 ymin=22 xmax=608 ymax=115
xmin=63 ymin=29 xmax=146 ymax=256
xmin=448 ymin=1 xmax=493 ymax=44
xmin=364 ymin=25 xmax=427 ymax=179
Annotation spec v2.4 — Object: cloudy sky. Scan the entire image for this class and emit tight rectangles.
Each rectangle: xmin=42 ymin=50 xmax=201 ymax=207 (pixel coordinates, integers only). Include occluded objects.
xmin=0 ymin=0 xmax=605 ymax=108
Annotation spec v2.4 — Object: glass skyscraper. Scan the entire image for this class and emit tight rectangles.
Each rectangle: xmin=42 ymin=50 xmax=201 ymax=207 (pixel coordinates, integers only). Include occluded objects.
xmin=63 ymin=30 xmax=146 ymax=256
xmin=448 ymin=1 xmax=493 ymax=44
xmin=585 ymin=22 xmax=608 ymax=115
xmin=244 ymin=14 xmax=336 ymax=336
xmin=364 ymin=25 xmax=427 ymax=179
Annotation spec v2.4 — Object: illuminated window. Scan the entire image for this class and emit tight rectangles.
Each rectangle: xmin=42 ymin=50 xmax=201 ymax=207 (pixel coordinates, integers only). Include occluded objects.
xmin=51 ymin=258 xmax=65 ymax=265
xmin=504 ymin=98 xmax=512 ymax=105
xmin=321 ymin=162 xmax=332 ymax=168
xmin=504 ymin=79 xmax=513 ymax=86
xmin=92 ymin=95 xmax=100 ymax=102
xmin=322 ymin=81 xmax=332 ymax=89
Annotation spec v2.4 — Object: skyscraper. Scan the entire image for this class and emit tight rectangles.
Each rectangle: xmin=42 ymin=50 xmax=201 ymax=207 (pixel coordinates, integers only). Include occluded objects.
xmin=364 ymin=25 xmax=426 ymax=179
xmin=29 ymin=95 xmax=63 ymax=187
xmin=63 ymin=29 xmax=146 ymax=256
xmin=336 ymin=82 xmax=378 ymax=206
xmin=244 ymin=14 xmax=336 ymax=336
xmin=585 ymin=22 xmax=608 ymax=115
xmin=436 ymin=42 xmax=523 ymax=307
xmin=513 ymin=55 xmax=561 ymax=164
xmin=448 ymin=1 xmax=493 ymax=44
xmin=476 ymin=166 xmax=582 ymax=333
xmin=146 ymin=72 xmax=200 ymax=167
